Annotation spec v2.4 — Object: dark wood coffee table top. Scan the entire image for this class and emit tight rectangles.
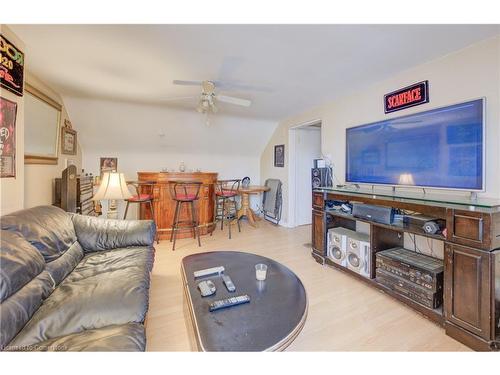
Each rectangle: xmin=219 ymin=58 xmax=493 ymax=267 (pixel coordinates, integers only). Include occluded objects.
xmin=181 ymin=251 xmax=308 ymax=351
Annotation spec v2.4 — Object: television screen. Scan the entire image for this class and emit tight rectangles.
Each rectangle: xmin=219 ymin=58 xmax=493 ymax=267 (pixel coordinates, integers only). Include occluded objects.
xmin=346 ymin=99 xmax=484 ymax=190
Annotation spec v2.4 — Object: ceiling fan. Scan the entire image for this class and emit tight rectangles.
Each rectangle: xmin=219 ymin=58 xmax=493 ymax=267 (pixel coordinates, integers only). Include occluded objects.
xmin=168 ymin=80 xmax=252 ymax=114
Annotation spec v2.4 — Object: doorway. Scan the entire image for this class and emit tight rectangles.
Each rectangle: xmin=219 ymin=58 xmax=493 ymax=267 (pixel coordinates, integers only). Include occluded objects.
xmin=288 ymin=120 xmax=322 ymax=227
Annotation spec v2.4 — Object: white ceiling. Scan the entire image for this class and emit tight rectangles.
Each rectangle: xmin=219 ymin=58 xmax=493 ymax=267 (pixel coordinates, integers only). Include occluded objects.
xmin=10 ymin=24 xmax=500 ymax=120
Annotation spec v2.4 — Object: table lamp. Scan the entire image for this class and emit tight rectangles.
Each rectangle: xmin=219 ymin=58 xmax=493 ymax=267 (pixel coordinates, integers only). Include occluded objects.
xmin=93 ymin=172 xmax=132 ymax=219
xmin=398 ymin=173 xmax=415 ymax=186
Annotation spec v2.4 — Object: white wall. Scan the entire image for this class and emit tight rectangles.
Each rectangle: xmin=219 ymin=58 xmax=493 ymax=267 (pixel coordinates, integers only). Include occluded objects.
xmin=23 ymin=72 xmax=83 ymax=208
xmin=63 ymin=96 xmax=277 ymax=217
xmin=0 ymin=27 xmax=83 ymax=213
xmin=261 ymin=36 xmax=500 ymax=226
xmin=294 ymin=127 xmax=321 ymax=226
xmin=0 ymin=25 xmax=25 ymax=215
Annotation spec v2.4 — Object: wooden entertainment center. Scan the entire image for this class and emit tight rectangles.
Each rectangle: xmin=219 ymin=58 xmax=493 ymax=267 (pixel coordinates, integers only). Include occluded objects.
xmin=311 ymin=187 xmax=500 ymax=351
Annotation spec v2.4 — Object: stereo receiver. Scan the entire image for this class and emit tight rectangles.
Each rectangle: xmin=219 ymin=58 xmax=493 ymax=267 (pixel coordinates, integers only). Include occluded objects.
xmin=375 ymin=247 xmax=443 ymax=292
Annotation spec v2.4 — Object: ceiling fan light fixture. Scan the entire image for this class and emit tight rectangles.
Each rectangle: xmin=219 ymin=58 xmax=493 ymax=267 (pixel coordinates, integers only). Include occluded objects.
xmin=172 ymin=78 xmax=252 ymax=117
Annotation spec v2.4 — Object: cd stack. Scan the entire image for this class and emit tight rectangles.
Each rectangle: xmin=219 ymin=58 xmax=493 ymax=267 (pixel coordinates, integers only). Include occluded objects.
xmin=78 ymin=174 xmax=96 ymax=216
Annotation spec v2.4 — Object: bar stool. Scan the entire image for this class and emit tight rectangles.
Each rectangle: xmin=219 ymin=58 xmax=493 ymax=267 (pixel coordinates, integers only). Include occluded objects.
xmin=169 ymin=181 xmax=202 ymax=251
xmin=123 ymin=181 xmax=159 ymax=244
xmin=213 ymin=179 xmax=241 ymax=239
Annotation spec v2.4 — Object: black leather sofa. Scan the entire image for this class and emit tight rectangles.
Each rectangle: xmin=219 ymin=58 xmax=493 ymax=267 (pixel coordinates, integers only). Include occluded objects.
xmin=0 ymin=205 xmax=156 ymax=351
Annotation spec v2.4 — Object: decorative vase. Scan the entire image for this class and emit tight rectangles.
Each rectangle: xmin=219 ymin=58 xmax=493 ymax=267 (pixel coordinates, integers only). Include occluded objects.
xmin=179 ymin=162 xmax=186 ymax=172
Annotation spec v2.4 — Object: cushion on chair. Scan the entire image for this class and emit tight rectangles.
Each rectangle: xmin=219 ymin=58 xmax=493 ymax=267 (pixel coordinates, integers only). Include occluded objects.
xmin=127 ymin=194 xmax=152 ymax=202
xmin=216 ymin=190 xmax=237 ymax=197
xmin=175 ymin=194 xmax=196 ymax=201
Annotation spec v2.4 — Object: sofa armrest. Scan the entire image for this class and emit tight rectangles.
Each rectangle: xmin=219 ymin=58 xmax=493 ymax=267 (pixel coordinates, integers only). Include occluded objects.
xmin=71 ymin=214 xmax=156 ymax=253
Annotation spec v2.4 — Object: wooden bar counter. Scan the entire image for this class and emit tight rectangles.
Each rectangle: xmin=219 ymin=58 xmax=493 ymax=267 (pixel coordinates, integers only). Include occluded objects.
xmin=137 ymin=171 xmax=218 ymax=240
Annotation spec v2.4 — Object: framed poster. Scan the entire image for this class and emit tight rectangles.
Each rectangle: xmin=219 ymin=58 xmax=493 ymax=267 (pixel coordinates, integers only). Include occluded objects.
xmin=274 ymin=144 xmax=285 ymax=167
xmin=0 ymin=96 xmax=17 ymax=177
xmin=0 ymin=34 xmax=25 ymax=97
xmin=100 ymin=157 xmax=118 ymax=175
xmin=61 ymin=126 xmax=77 ymax=155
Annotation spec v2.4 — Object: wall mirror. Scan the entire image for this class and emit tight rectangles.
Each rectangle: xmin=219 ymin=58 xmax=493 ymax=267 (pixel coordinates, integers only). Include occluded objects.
xmin=24 ymin=83 xmax=62 ymax=164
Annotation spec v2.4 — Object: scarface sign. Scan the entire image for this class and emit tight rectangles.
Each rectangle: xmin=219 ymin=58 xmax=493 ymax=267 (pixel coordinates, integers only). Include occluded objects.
xmin=0 ymin=34 xmax=24 ymax=97
xmin=384 ymin=81 xmax=429 ymax=114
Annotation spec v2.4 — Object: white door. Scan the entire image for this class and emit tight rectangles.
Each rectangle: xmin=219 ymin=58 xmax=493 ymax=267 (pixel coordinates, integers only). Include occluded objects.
xmin=295 ymin=127 xmax=321 ymax=226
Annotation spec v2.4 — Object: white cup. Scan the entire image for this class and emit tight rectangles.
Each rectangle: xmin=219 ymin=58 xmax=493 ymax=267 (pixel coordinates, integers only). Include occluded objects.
xmin=255 ymin=264 xmax=268 ymax=281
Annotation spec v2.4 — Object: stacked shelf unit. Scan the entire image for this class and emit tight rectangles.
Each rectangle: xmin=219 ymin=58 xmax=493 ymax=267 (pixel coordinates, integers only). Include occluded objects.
xmin=311 ymin=187 xmax=500 ymax=351
xmin=54 ymin=173 xmax=98 ymax=216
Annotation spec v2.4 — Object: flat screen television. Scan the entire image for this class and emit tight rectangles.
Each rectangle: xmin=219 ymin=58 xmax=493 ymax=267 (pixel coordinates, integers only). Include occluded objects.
xmin=345 ymin=99 xmax=484 ymax=191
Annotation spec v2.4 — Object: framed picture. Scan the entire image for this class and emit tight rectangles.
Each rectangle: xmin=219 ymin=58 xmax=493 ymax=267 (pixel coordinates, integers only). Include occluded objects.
xmin=0 ymin=96 xmax=17 ymax=178
xmin=0 ymin=34 xmax=24 ymax=97
xmin=274 ymin=144 xmax=285 ymax=167
xmin=61 ymin=126 xmax=77 ymax=155
xmin=100 ymin=157 xmax=118 ymax=175
xmin=24 ymin=83 xmax=61 ymax=165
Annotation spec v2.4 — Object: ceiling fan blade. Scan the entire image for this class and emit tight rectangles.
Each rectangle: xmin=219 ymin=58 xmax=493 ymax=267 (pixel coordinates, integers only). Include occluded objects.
xmin=162 ymin=96 xmax=199 ymax=102
xmin=216 ymin=95 xmax=251 ymax=107
xmin=172 ymin=80 xmax=203 ymax=86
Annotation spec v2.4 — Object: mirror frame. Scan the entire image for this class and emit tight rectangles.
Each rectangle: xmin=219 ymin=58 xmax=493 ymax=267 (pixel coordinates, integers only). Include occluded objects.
xmin=24 ymin=83 xmax=62 ymax=165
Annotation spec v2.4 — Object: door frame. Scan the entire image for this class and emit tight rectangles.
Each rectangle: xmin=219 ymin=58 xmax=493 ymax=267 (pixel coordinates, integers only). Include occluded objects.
xmin=288 ymin=118 xmax=322 ymax=228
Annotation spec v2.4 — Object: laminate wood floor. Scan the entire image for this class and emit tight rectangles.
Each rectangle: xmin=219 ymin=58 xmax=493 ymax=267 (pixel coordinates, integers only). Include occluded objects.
xmin=145 ymin=221 xmax=469 ymax=351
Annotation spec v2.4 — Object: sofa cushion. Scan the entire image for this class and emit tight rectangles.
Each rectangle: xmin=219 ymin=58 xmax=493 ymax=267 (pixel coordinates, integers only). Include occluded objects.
xmin=45 ymin=241 xmax=84 ymax=286
xmin=66 ymin=246 xmax=155 ymax=283
xmin=17 ymin=323 xmax=146 ymax=352
xmin=0 ymin=230 xmax=56 ymax=350
xmin=0 ymin=271 xmax=55 ymax=350
xmin=9 ymin=253 xmax=151 ymax=347
xmin=1 ymin=206 xmax=77 ymax=262
xmin=72 ymin=214 xmax=155 ymax=252
xmin=0 ymin=230 xmax=46 ymax=301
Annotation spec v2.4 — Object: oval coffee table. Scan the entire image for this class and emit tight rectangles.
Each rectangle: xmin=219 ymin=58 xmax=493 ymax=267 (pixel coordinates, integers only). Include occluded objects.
xmin=181 ymin=251 xmax=308 ymax=351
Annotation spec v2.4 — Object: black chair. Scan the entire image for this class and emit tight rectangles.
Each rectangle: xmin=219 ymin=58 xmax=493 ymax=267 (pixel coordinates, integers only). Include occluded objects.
xmin=212 ymin=179 xmax=241 ymax=239
xmin=169 ymin=181 xmax=202 ymax=251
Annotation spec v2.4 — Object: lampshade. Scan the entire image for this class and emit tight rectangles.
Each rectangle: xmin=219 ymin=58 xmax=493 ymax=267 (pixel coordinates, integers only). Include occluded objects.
xmin=93 ymin=172 xmax=132 ymax=201
xmin=398 ymin=173 xmax=415 ymax=186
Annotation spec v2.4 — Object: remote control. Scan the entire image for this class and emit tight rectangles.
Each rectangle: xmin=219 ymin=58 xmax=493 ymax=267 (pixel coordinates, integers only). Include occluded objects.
xmin=193 ymin=266 xmax=225 ymax=279
xmin=222 ymin=274 xmax=236 ymax=292
xmin=209 ymin=295 xmax=250 ymax=312
xmin=198 ymin=280 xmax=216 ymax=297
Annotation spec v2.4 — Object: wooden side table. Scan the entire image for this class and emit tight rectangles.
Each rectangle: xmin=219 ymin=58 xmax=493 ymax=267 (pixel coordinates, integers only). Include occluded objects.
xmin=237 ymin=185 xmax=270 ymax=227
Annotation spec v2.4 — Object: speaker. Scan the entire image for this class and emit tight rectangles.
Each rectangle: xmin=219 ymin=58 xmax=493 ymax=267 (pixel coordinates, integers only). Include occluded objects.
xmin=61 ymin=165 xmax=78 ymax=213
xmin=311 ymin=167 xmax=332 ymax=189
xmin=346 ymin=231 xmax=372 ymax=278
xmin=352 ymin=203 xmax=394 ymax=225
xmin=423 ymin=221 xmax=440 ymax=234
xmin=327 ymin=227 xmax=355 ymax=267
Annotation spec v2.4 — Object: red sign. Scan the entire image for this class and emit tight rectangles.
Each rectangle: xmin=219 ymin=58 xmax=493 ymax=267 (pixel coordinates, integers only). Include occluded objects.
xmin=0 ymin=34 xmax=24 ymax=97
xmin=384 ymin=81 xmax=429 ymax=114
